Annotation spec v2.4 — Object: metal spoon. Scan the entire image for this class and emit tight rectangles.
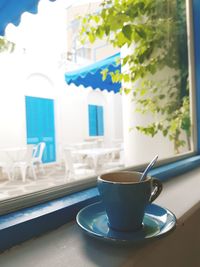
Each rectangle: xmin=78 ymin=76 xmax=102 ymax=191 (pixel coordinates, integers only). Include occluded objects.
xmin=140 ymin=155 xmax=158 ymax=182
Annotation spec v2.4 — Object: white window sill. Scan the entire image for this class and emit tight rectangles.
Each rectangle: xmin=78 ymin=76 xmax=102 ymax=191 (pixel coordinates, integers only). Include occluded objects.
xmin=1 ymin=166 xmax=200 ymax=266
xmin=154 ymin=166 xmax=200 ymax=222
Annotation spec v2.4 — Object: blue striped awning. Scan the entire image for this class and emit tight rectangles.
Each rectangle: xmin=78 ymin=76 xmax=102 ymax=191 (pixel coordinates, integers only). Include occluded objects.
xmin=65 ymin=53 xmax=121 ymax=93
xmin=0 ymin=0 xmax=55 ymax=36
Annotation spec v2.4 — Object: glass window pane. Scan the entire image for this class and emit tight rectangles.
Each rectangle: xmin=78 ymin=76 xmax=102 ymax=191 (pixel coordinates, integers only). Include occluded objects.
xmin=0 ymin=0 xmax=195 ymax=209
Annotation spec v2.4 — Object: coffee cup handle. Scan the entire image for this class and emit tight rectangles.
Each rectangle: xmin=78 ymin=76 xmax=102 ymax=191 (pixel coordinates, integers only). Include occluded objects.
xmin=150 ymin=178 xmax=163 ymax=202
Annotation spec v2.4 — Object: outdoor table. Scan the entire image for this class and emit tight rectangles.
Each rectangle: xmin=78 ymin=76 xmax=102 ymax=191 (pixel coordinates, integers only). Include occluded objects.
xmin=69 ymin=141 xmax=99 ymax=150
xmin=72 ymin=147 xmax=123 ymax=173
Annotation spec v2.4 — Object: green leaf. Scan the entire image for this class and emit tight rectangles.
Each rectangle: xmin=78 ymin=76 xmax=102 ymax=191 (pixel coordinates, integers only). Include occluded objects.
xmin=163 ymin=129 xmax=168 ymax=137
xmin=124 ymin=88 xmax=131 ymax=94
xmin=135 ymin=27 xmax=146 ymax=39
xmin=181 ymin=116 xmax=190 ymax=131
xmin=96 ymin=28 xmax=104 ymax=39
xmin=122 ymin=25 xmax=132 ymax=40
xmin=116 ymin=31 xmax=127 ymax=47
xmin=93 ymin=15 xmax=100 ymax=24
xmin=101 ymin=69 xmax=109 ymax=81
xmin=88 ymin=33 xmax=95 ymax=43
xmin=159 ymin=94 xmax=165 ymax=100
xmin=123 ymin=74 xmax=130 ymax=83
xmin=104 ymin=26 xmax=110 ymax=36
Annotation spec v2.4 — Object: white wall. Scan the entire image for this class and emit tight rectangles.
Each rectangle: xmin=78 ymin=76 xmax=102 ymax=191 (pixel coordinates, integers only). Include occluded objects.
xmin=0 ymin=53 xmax=27 ymax=149
xmin=122 ymin=91 xmax=175 ymax=166
xmin=58 ymin=84 xmax=123 ymax=149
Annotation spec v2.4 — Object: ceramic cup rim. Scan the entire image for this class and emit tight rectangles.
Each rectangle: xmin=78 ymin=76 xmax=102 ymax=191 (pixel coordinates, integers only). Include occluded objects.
xmin=98 ymin=171 xmax=151 ymax=185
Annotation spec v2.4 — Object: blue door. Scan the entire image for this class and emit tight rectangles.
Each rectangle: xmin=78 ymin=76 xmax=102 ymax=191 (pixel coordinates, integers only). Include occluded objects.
xmin=25 ymin=96 xmax=56 ymax=163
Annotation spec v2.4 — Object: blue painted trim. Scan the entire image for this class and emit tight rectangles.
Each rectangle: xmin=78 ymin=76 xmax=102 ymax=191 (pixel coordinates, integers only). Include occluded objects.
xmin=1 ymin=155 xmax=200 ymax=252
xmin=0 ymin=187 xmax=100 ymax=252
xmin=149 ymin=155 xmax=200 ymax=181
xmin=192 ymin=0 xmax=200 ymax=152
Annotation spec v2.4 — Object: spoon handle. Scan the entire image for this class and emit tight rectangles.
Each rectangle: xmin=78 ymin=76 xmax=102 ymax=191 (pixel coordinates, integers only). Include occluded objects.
xmin=140 ymin=155 xmax=158 ymax=181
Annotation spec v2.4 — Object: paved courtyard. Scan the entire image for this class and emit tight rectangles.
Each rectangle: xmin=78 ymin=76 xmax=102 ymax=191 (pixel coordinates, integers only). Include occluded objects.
xmin=0 ymin=161 xmax=124 ymax=201
xmin=0 ymin=164 xmax=95 ymax=201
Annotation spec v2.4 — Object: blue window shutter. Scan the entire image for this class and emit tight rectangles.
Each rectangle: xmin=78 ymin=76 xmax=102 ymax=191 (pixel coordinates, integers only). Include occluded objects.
xmin=88 ymin=105 xmax=97 ymax=136
xmin=97 ymin=106 xmax=104 ymax=136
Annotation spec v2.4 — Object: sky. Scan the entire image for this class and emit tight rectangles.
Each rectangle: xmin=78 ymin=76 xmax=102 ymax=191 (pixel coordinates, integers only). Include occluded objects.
xmin=5 ymin=0 xmax=100 ymax=57
xmin=5 ymin=0 xmax=67 ymax=56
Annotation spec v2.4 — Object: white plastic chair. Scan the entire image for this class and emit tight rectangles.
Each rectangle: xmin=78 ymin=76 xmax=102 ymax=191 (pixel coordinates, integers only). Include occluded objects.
xmin=0 ymin=162 xmax=12 ymax=180
xmin=32 ymin=142 xmax=46 ymax=174
xmin=12 ymin=145 xmax=37 ymax=182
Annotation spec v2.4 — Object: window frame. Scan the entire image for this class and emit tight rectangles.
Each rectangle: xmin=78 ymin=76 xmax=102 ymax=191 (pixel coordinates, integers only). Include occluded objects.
xmin=0 ymin=0 xmax=200 ymax=251
xmin=0 ymin=0 xmax=198 ymax=215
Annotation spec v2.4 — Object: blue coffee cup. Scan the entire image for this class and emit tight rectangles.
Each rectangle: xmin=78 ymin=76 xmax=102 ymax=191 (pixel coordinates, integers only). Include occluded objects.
xmin=98 ymin=171 xmax=162 ymax=232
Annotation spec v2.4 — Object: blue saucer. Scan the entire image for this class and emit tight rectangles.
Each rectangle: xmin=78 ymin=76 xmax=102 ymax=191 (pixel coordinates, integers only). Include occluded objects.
xmin=76 ymin=202 xmax=176 ymax=244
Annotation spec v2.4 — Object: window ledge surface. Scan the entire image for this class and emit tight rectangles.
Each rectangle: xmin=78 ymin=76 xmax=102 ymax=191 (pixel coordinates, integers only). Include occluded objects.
xmin=0 ymin=155 xmax=200 ymax=254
